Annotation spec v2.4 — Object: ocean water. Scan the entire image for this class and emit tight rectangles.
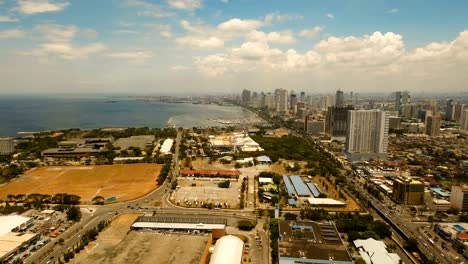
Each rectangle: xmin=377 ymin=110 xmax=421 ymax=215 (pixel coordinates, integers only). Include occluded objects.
xmin=0 ymin=95 xmax=259 ymax=137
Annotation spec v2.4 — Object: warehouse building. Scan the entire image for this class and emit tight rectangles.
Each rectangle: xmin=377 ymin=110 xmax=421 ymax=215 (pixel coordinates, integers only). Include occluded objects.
xmin=160 ymin=138 xmax=174 ymax=155
xmin=0 ymin=215 xmax=39 ymax=262
xmin=209 ymin=235 xmax=244 ymax=264
xmin=278 ymin=220 xmax=353 ymax=264
xmin=131 ymin=216 xmax=226 ymax=238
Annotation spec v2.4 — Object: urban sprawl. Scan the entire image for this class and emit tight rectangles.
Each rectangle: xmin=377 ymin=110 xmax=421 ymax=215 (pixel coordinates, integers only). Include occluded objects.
xmin=0 ymin=90 xmax=467 ymax=264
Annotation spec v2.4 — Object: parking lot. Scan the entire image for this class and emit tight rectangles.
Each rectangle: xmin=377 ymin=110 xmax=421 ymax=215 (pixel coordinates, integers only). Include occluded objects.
xmin=170 ymin=178 xmax=241 ymax=208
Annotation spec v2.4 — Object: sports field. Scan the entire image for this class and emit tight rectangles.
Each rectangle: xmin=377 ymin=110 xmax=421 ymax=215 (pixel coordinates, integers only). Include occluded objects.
xmin=0 ymin=164 xmax=162 ymax=204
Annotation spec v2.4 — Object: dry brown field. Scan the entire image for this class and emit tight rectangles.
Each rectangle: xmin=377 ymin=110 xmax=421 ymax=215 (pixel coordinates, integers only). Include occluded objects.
xmin=0 ymin=164 xmax=161 ymax=204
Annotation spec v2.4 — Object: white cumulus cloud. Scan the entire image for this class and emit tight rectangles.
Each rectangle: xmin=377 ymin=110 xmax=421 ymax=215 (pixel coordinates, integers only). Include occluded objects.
xmin=108 ymin=51 xmax=153 ymax=61
xmin=0 ymin=28 xmax=24 ymax=38
xmin=299 ymin=26 xmax=322 ymax=38
xmin=0 ymin=15 xmax=18 ymax=22
xmin=217 ymin=18 xmax=263 ymax=32
xmin=176 ymin=36 xmax=224 ymax=49
xmin=15 ymin=0 xmax=69 ymax=15
xmin=167 ymin=0 xmax=202 ymax=11
xmin=247 ymin=30 xmax=295 ymax=44
xmin=25 ymin=42 xmax=107 ymax=60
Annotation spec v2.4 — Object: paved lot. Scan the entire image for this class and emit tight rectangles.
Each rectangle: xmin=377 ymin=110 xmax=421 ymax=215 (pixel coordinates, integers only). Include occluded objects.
xmin=73 ymin=214 xmax=139 ymax=264
xmin=0 ymin=164 xmax=162 ymax=203
xmin=101 ymin=232 xmax=208 ymax=264
xmin=171 ymin=178 xmax=241 ymax=208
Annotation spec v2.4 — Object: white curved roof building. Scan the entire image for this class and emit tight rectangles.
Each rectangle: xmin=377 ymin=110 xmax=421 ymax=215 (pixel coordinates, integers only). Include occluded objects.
xmin=209 ymin=235 xmax=244 ymax=264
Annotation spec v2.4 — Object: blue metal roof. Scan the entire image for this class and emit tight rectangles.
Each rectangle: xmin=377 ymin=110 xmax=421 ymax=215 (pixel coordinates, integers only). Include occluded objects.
xmin=287 ymin=199 xmax=297 ymax=206
xmin=289 ymin=175 xmax=311 ymax=197
xmin=430 ymin=187 xmax=450 ymax=197
xmin=307 ymin=183 xmax=321 ymax=198
xmin=283 ymin=176 xmax=295 ymax=195
xmin=454 ymin=224 xmax=466 ymax=231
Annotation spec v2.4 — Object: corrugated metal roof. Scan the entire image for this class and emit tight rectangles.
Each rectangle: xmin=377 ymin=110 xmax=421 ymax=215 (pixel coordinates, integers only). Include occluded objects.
xmin=307 ymin=183 xmax=321 ymax=197
xmin=289 ymin=175 xmax=311 ymax=197
xmin=210 ymin=235 xmax=243 ymax=264
xmin=283 ymin=176 xmax=294 ymax=195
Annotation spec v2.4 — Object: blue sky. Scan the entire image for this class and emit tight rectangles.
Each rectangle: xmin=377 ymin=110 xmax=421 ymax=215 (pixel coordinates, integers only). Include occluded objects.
xmin=0 ymin=0 xmax=467 ymax=94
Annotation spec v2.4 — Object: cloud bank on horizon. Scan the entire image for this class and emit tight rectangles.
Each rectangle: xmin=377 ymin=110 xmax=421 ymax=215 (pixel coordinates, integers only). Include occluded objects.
xmin=0 ymin=0 xmax=467 ymax=94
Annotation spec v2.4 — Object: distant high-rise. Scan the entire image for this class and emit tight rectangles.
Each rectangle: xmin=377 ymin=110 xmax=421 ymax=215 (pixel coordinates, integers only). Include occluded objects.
xmin=445 ymin=99 xmax=454 ymax=121
xmin=345 ymin=110 xmax=389 ymax=161
xmin=325 ymin=106 xmax=354 ymax=142
xmin=335 ymin=90 xmax=344 ymax=107
xmin=274 ymin=89 xmax=288 ymax=115
xmin=0 ymin=138 xmax=14 ymax=155
xmin=418 ymin=110 xmax=433 ymax=123
xmin=290 ymin=93 xmax=297 ymax=111
xmin=300 ymin=91 xmax=306 ymax=103
xmin=251 ymin=92 xmax=260 ymax=108
xmin=453 ymin=103 xmax=466 ymax=123
xmin=395 ymin=91 xmax=410 ymax=112
xmin=241 ymin=89 xmax=251 ymax=106
xmin=425 ymin=115 xmax=441 ymax=137
xmin=461 ymin=109 xmax=468 ymax=131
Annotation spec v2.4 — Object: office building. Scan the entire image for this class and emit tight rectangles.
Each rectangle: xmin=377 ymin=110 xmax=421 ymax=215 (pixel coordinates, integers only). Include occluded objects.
xmin=451 ymin=186 xmax=468 ymax=211
xmin=388 ymin=116 xmax=401 ymax=130
xmin=241 ymin=89 xmax=251 ymax=106
xmin=461 ymin=109 xmax=468 ymax=131
xmin=275 ymin=89 xmax=288 ymax=115
xmin=393 ymin=176 xmax=425 ymax=205
xmin=0 ymin=138 xmax=14 ymax=155
xmin=395 ymin=91 xmax=410 ymax=112
xmin=325 ymin=106 xmax=354 ymax=142
xmin=454 ymin=103 xmax=466 ymax=123
xmin=425 ymin=115 xmax=441 ymax=137
xmin=300 ymin=91 xmax=305 ymax=103
xmin=290 ymin=93 xmax=297 ymax=111
xmin=345 ymin=110 xmax=389 ymax=161
xmin=336 ymin=90 xmax=344 ymax=107
xmin=305 ymin=115 xmax=325 ymax=135
xmin=446 ymin=99 xmax=454 ymax=121
xmin=418 ymin=109 xmax=432 ymax=123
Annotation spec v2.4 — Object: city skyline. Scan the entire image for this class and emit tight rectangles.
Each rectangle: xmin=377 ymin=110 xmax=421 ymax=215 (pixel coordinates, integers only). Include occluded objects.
xmin=0 ymin=0 xmax=467 ymax=94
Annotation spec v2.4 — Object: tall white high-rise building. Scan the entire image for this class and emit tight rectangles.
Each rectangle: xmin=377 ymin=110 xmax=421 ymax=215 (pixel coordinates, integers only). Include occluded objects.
xmin=345 ymin=110 xmax=389 ymax=161
xmin=274 ymin=89 xmax=288 ymax=115
xmin=0 ymin=138 xmax=14 ymax=155
xmin=461 ymin=109 xmax=468 ymax=132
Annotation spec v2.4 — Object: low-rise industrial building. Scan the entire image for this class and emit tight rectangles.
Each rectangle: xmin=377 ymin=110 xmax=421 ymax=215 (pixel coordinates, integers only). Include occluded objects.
xmin=42 ymin=138 xmax=113 ymax=158
xmin=278 ymin=220 xmax=353 ymax=264
xmin=433 ymin=199 xmax=452 ymax=212
xmin=0 ymin=215 xmax=38 ymax=262
xmin=159 ymin=138 xmax=174 ymax=155
xmin=131 ymin=216 xmax=226 ymax=238
xmin=209 ymin=235 xmax=243 ymax=264
xmin=353 ymin=238 xmax=401 ymax=264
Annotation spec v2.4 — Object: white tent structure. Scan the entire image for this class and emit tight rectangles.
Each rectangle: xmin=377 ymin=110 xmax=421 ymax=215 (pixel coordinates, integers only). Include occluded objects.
xmin=209 ymin=235 xmax=244 ymax=264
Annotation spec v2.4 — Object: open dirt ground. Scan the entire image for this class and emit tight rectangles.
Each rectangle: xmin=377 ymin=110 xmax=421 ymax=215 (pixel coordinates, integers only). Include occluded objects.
xmin=0 ymin=164 xmax=161 ymax=203
xmin=73 ymin=214 xmax=139 ymax=264
xmin=101 ymin=232 xmax=208 ymax=264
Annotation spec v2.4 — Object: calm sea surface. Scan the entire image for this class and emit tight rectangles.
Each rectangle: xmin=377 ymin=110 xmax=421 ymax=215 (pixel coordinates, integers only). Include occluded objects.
xmin=0 ymin=95 xmax=259 ymax=137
